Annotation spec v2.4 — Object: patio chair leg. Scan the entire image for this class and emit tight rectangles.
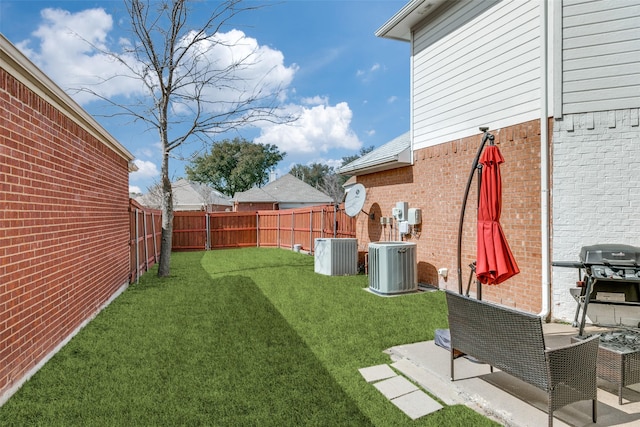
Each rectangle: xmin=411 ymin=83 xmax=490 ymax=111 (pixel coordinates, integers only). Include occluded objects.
xmin=450 ymin=349 xmax=455 ymax=381
xmin=592 ymin=399 xmax=597 ymax=422
xmin=619 ymin=385 xmax=623 ymax=405
xmin=548 ymin=409 xmax=553 ymax=427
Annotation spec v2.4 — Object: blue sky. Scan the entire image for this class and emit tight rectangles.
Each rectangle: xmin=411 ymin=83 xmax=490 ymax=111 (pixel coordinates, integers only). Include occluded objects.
xmin=1 ymin=0 xmax=410 ymax=194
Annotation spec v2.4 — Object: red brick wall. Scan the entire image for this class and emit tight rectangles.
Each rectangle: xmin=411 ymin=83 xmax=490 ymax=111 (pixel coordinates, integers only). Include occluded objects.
xmin=357 ymin=120 xmax=545 ymax=313
xmin=0 ymin=68 xmax=131 ymax=399
xmin=235 ymin=202 xmax=276 ymax=212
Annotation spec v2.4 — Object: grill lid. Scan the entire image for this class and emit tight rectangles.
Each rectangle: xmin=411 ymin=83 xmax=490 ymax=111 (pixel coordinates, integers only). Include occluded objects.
xmin=580 ymin=244 xmax=640 ymax=266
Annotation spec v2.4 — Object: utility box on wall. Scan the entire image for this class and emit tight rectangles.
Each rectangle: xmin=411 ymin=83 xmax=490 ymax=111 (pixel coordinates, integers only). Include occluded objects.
xmin=314 ymin=238 xmax=358 ymax=276
xmin=408 ymin=208 xmax=421 ymax=225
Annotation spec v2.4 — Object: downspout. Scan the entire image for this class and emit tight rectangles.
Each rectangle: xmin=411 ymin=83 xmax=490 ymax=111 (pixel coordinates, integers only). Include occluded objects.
xmin=538 ymin=0 xmax=551 ymax=320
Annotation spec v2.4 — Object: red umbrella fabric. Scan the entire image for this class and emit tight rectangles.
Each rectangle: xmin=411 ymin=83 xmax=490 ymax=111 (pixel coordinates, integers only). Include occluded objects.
xmin=476 ymin=145 xmax=519 ymax=285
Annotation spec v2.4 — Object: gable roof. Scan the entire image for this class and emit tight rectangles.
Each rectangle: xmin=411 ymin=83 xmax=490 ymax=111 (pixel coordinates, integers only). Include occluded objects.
xmin=134 ymin=178 xmax=232 ymax=209
xmin=233 ymin=173 xmax=332 ymax=204
xmin=172 ymin=178 xmax=232 ymax=208
xmin=337 ymin=131 xmax=412 ymax=176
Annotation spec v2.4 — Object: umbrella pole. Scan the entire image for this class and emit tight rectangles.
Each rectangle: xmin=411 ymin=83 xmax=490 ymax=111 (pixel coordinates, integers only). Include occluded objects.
xmin=456 ymin=128 xmax=494 ymax=295
xmin=476 ymin=164 xmax=483 ymax=300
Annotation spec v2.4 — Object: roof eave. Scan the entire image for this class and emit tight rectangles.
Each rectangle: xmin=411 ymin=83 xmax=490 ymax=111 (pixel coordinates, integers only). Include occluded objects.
xmin=338 ymin=148 xmax=412 ymax=176
xmin=0 ymin=34 xmax=134 ymax=163
xmin=375 ymin=0 xmax=447 ymax=41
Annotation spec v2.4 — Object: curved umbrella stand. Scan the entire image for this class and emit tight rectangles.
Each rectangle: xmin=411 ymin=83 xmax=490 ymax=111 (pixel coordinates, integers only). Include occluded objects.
xmin=456 ymin=128 xmax=519 ymax=298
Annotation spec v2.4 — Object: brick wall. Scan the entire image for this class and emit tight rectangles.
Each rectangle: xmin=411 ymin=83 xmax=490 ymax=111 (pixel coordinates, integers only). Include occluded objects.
xmin=356 ymin=120 xmax=544 ymax=313
xmin=0 ymin=67 xmax=131 ymax=401
xmin=552 ymin=109 xmax=640 ymax=321
xmin=235 ymin=202 xmax=276 ymax=212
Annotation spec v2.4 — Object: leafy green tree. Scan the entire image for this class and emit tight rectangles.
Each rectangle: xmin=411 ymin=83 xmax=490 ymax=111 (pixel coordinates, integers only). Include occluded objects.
xmin=186 ymin=138 xmax=285 ymax=196
xmin=289 ymin=163 xmax=332 ymax=189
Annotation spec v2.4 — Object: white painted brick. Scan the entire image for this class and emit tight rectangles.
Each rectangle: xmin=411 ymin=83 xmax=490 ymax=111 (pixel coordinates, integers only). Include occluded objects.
xmin=552 ymin=108 xmax=640 ymax=322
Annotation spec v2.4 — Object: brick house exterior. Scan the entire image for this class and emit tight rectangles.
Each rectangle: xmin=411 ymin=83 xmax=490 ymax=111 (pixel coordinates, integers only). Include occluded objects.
xmin=0 ymin=35 xmax=135 ymax=404
xmin=342 ymin=0 xmax=640 ymax=321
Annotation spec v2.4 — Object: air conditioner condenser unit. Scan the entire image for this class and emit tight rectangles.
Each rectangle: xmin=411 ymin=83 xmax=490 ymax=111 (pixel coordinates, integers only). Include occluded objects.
xmin=368 ymin=242 xmax=417 ymax=295
xmin=314 ymin=238 xmax=358 ymax=276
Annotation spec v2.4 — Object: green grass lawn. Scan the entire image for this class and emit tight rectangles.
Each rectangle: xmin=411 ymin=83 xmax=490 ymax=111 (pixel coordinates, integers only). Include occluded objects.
xmin=0 ymin=248 xmax=497 ymax=426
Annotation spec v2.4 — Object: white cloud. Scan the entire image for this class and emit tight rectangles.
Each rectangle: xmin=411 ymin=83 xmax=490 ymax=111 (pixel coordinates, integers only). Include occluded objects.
xmin=387 ymin=95 xmax=398 ymax=104
xmin=129 ymin=185 xmax=142 ymax=194
xmin=131 ymin=159 xmax=159 ymax=180
xmin=356 ymin=63 xmax=382 ymax=83
xmin=255 ymin=102 xmax=361 ymax=155
xmin=17 ymin=9 xmax=297 ymax=110
xmin=301 ymin=96 xmax=329 ymax=106
xmin=18 ymin=8 xmax=144 ymax=105
xmin=173 ymin=29 xmax=298 ymax=114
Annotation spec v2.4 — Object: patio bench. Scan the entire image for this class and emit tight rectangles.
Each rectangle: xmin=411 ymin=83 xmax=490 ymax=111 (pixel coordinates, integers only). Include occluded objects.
xmin=445 ymin=291 xmax=599 ymax=427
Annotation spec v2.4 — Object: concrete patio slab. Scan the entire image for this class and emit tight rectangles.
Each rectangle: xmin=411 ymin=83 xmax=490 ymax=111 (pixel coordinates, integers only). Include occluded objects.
xmin=386 ymin=322 xmax=640 ymax=426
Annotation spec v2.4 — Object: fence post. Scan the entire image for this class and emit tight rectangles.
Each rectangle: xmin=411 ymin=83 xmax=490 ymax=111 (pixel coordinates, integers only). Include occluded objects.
xmin=143 ymin=212 xmax=149 ymax=271
xmin=256 ymin=212 xmax=260 ymax=248
xmin=205 ymin=212 xmax=210 ymax=250
xmin=135 ymin=208 xmax=140 ymax=283
xmin=291 ymin=212 xmax=295 ymax=249
xmin=151 ymin=212 xmax=158 ymax=262
xmin=333 ymin=204 xmax=338 ymax=237
xmin=309 ymin=210 xmax=313 ymax=252
xmin=277 ymin=212 xmax=280 ymax=248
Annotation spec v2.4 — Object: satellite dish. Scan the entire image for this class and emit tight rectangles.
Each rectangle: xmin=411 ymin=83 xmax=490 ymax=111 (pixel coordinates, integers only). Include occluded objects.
xmin=344 ymin=183 xmax=367 ymax=217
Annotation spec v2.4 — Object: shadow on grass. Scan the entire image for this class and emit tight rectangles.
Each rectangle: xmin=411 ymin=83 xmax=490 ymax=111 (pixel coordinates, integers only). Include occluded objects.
xmin=0 ymin=251 xmax=372 ymax=426
xmin=200 ymin=273 xmax=373 ymax=426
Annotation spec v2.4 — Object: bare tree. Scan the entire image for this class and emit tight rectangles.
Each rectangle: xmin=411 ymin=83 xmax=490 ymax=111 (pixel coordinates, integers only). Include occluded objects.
xmin=82 ymin=0 xmax=294 ymax=276
xmin=320 ymin=173 xmax=346 ymax=204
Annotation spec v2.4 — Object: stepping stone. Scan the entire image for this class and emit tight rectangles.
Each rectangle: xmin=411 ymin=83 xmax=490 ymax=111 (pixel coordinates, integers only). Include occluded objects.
xmin=358 ymin=364 xmax=396 ymax=383
xmin=391 ymin=390 xmax=443 ymax=420
xmin=373 ymin=375 xmax=418 ymax=399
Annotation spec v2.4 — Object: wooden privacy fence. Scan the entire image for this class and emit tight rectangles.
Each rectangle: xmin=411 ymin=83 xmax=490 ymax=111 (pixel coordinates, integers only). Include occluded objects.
xmin=256 ymin=205 xmax=356 ymax=251
xmin=172 ymin=204 xmax=356 ymax=251
xmin=129 ymin=201 xmax=355 ymax=282
xmin=129 ymin=199 xmax=162 ymax=283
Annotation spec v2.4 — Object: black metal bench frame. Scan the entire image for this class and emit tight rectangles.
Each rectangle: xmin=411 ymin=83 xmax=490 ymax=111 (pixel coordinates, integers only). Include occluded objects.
xmin=446 ymin=291 xmax=599 ymax=427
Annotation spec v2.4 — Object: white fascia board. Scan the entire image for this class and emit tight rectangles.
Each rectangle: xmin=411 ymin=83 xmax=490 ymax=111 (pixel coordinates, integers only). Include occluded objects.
xmin=376 ymin=0 xmax=448 ymax=41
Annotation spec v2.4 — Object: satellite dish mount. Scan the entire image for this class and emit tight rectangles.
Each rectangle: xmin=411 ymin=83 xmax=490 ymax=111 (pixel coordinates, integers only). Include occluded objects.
xmin=344 ymin=183 xmax=367 ymax=217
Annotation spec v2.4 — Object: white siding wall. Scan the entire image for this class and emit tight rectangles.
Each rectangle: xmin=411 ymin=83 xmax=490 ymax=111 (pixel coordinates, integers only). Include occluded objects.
xmin=412 ymin=0 xmax=541 ymax=149
xmin=562 ymin=0 xmax=640 ymax=114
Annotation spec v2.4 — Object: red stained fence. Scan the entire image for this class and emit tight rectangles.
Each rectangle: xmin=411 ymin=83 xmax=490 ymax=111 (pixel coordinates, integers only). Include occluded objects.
xmin=129 ymin=200 xmax=162 ymax=283
xmin=129 ymin=201 xmax=355 ymax=281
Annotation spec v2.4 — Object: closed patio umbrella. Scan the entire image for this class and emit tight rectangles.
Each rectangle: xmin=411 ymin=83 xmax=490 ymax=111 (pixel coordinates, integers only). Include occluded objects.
xmin=476 ymin=144 xmax=519 ymax=285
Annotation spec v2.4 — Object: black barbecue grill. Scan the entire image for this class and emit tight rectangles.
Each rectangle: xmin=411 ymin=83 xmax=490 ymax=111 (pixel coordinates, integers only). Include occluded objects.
xmin=553 ymin=244 xmax=640 ymax=336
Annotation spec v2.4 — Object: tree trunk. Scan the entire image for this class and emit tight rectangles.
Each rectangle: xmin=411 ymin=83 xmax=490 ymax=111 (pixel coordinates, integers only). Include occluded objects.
xmin=158 ymin=150 xmax=173 ymax=277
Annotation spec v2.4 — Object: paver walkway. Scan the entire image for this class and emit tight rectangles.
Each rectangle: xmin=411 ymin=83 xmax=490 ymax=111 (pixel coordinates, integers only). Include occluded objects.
xmin=359 ymin=363 xmax=443 ymax=420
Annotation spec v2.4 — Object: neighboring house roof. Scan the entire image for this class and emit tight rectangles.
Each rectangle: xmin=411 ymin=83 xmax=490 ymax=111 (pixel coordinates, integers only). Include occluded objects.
xmin=172 ymin=178 xmax=232 ymax=209
xmin=135 ymin=178 xmax=232 ymax=210
xmin=233 ymin=186 xmax=276 ymax=203
xmin=233 ymin=173 xmax=332 ymax=204
xmin=338 ymin=131 xmax=412 ymax=176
